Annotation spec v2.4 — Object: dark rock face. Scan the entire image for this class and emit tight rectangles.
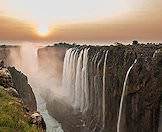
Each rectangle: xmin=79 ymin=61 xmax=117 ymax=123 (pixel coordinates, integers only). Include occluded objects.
xmin=30 ymin=112 xmax=46 ymax=131
xmin=46 ymin=97 xmax=83 ymax=132
xmin=125 ymin=49 xmax=161 ymax=132
xmin=44 ymin=43 xmax=162 ymax=132
xmin=8 ymin=67 xmax=37 ymax=112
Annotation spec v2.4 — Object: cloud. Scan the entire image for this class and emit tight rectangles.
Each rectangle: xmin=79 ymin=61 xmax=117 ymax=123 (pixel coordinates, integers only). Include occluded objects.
xmin=0 ymin=15 xmax=38 ymax=40
xmin=45 ymin=0 xmax=162 ymax=42
xmin=0 ymin=0 xmax=161 ymax=42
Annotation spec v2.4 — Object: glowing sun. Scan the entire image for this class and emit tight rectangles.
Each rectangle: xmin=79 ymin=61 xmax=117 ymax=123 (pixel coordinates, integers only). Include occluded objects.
xmin=37 ymin=25 xmax=49 ymax=37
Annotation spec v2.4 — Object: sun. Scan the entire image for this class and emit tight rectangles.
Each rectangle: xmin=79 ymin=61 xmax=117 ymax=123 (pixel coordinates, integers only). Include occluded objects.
xmin=37 ymin=25 xmax=49 ymax=37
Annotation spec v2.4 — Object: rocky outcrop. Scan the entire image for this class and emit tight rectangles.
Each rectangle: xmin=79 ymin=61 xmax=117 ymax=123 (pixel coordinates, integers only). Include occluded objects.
xmin=0 ymin=67 xmax=46 ymax=131
xmin=0 ymin=45 xmax=37 ymax=111
xmin=30 ymin=112 xmax=46 ymax=130
xmin=44 ymin=42 xmax=162 ymax=132
xmin=7 ymin=67 xmax=37 ymax=112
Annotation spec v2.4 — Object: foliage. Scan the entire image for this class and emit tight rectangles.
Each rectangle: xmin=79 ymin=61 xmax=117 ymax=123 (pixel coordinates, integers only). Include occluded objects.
xmin=0 ymin=86 xmax=40 ymax=132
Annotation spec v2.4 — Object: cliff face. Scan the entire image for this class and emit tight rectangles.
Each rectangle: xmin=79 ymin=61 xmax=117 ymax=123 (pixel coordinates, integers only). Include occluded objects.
xmin=0 ymin=67 xmax=46 ymax=131
xmin=0 ymin=45 xmax=46 ymax=131
xmin=0 ymin=45 xmax=37 ymax=111
xmin=43 ymin=43 xmax=162 ymax=132
xmin=125 ymin=48 xmax=161 ymax=132
xmin=8 ymin=67 xmax=37 ymax=112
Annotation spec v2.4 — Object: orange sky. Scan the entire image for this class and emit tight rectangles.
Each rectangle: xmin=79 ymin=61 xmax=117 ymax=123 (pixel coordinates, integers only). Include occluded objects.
xmin=0 ymin=0 xmax=162 ymax=42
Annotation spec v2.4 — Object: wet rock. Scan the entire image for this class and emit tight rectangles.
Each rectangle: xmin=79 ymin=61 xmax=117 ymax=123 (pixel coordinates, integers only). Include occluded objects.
xmin=30 ymin=112 xmax=46 ymax=131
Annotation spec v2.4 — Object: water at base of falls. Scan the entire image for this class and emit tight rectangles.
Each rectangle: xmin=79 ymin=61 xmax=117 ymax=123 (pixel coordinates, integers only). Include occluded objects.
xmin=27 ymin=70 xmax=64 ymax=132
xmin=35 ymin=92 xmax=63 ymax=132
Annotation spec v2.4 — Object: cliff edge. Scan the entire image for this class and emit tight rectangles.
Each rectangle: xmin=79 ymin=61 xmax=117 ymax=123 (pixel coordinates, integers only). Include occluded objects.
xmin=0 ymin=65 xmax=46 ymax=131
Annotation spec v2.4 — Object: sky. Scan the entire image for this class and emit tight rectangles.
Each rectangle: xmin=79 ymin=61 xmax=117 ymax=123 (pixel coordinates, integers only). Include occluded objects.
xmin=0 ymin=0 xmax=162 ymax=42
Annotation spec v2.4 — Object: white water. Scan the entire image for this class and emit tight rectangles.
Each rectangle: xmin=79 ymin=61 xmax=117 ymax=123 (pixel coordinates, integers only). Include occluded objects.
xmin=62 ymin=48 xmax=109 ymax=130
xmin=153 ymin=49 xmax=161 ymax=58
xmin=81 ymin=48 xmax=89 ymax=112
xmin=9 ymin=43 xmax=64 ymax=132
xmin=102 ymin=51 xmax=109 ymax=128
xmin=62 ymin=48 xmax=89 ymax=112
xmin=93 ymin=52 xmax=99 ymax=113
xmin=117 ymin=59 xmax=137 ymax=132
xmin=74 ymin=49 xmax=84 ymax=110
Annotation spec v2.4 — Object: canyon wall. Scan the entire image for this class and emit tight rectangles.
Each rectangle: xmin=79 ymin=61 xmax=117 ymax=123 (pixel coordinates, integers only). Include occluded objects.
xmin=39 ymin=43 xmax=162 ymax=132
xmin=8 ymin=67 xmax=37 ymax=111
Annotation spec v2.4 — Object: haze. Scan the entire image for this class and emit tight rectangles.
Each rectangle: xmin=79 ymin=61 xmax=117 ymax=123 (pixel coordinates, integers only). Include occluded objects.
xmin=0 ymin=0 xmax=162 ymax=42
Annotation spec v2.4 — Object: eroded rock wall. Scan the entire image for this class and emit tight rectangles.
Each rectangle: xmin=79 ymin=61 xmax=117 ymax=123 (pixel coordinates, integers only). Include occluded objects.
xmin=8 ymin=67 xmax=37 ymax=112
xmin=43 ymin=43 xmax=162 ymax=132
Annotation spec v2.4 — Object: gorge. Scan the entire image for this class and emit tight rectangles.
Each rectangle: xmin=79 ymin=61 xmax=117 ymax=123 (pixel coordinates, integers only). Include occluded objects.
xmin=0 ymin=41 xmax=162 ymax=132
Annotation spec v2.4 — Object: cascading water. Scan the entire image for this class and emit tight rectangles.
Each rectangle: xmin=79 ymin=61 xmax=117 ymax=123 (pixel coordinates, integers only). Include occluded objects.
xmin=117 ymin=59 xmax=137 ymax=132
xmin=62 ymin=47 xmax=109 ymax=131
xmin=102 ymin=50 xmax=108 ymax=129
xmin=81 ymin=48 xmax=89 ymax=112
xmin=62 ymin=48 xmax=90 ymax=112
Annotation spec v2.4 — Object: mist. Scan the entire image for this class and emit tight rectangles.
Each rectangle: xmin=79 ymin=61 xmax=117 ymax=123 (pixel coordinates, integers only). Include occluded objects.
xmin=8 ymin=43 xmax=65 ymax=131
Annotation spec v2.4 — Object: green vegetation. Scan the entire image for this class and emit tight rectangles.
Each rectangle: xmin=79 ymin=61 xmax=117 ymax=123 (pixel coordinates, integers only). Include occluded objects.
xmin=0 ymin=86 xmax=40 ymax=132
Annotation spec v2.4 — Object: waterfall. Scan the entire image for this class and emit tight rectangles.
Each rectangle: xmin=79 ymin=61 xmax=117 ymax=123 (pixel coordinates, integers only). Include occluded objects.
xmin=62 ymin=48 xmax=73 ymax=98
xmin=153 ymin=49 xmax=160 ymax=58
xmin=117 ymin=59 xmax=137 ymax=132
xmin=102 ymin=51 xmax=108 ymax=128
xmin=74 ymin=49 xmax=84 ymax=109
xmin=62 ymin=48 xmax=110 ymax=131
xmin=93 ymin=52 xmax=100 ymax=115
xmin=62 ymin=47 xmax=89 ymax=112
xmin=62 ymin=48 xmax=110 ymax=125
xmin=81 ymin=48 xmax=89 ymax=112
